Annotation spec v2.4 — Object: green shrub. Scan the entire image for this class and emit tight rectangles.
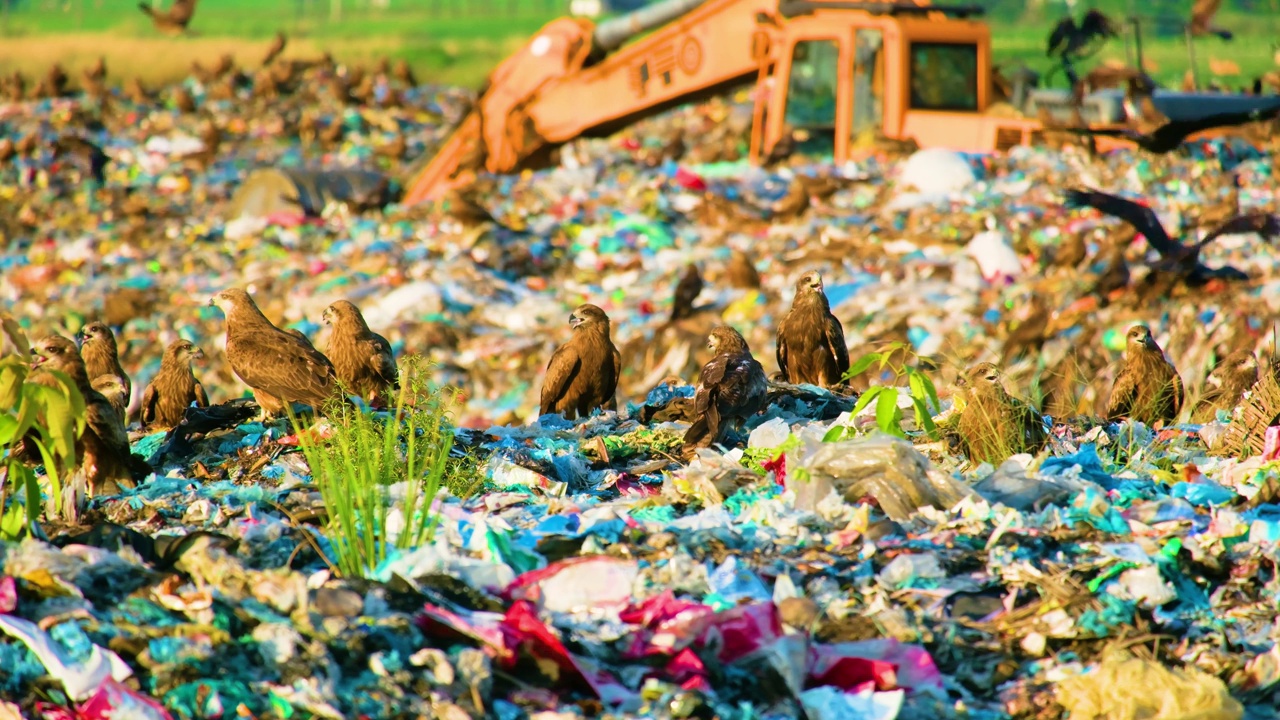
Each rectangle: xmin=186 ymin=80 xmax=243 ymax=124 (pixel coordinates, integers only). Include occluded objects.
xmin=827 ymin=342 xmax=940 ymax=442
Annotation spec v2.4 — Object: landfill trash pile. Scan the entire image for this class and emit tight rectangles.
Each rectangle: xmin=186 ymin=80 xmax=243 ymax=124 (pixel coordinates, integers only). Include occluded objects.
xmin=3 ymin=62 xmax=1280 ymax=719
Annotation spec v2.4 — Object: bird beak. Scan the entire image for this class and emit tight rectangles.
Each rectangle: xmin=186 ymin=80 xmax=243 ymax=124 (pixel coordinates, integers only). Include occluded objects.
xmin=30 ymin=351 xmax=46 ymax=369
xmin=191 ymin=347 xmax=205 ymax=361
xmin=569 ymin=315 xmax=583 ymax=329
xmin=321 ymin=309 xmax=331 ymax=324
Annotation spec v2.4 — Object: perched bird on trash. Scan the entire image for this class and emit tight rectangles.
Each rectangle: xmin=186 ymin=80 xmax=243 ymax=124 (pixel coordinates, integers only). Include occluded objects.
xmin=393 ymin=59 xmax=418 ymax=88
xmin=322 ymin=300 xmax=400 ymax=408
xmin=775 ymin=271 xmax=850 ymax=388
xmin=1067 ymin=104 xmax=1280 ymax=154
xmin=1189 ymin=0 xmax=1233 ymax=40
xmin=138 ymin=0 xmax=200 ymax=35
xmin=26 ymin=335 xmax=152 ymax=497
xmin=52 ymin=135 xmax=109 ymax=185
xmin=78 ymin=322 xmax=131 ymax=400
xmin=92 ymin=376 xmax=130 ymax=425
xmin=1107 ymin=325 xmax=1185 ymax=426
xmin=210 ymin=288 xmax=343 ymax=418
xmin=539 ymin=304 xmax=622 ymax=421
xmin=1190 ymin=349 xmax=1258 ymax=423
xmin=669 ymin=263 xmax=704 ymax=323
xmin=1064 ymin=187 xmax=1280 ymax=287
xmin=140 ymin=340 xmax=209 ymax=430
xmin=683 ymin=326 xmax=768 ymax=452
xmin=726 ymin=249 xmax=761 ymax=290
xmin=954 ymin=362 xmax=1048 ymax=464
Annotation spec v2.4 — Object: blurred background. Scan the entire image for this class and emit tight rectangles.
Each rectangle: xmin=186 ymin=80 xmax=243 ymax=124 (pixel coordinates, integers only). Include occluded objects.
xmin=0 ymin=0 xmax=1276 ymax=91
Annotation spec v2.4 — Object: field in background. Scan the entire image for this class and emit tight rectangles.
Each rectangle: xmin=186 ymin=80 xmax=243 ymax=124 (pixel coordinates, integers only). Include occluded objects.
xmin=0 ymin=0 xmax=1276 ymax=91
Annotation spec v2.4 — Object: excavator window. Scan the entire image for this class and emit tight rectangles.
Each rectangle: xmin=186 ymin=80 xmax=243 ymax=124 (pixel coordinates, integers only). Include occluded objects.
xmin=784 ymin=39 xmax=840 ymax=129
xmin=908 ymin=41 xmax=979 ymax=112
xmin=852 ymin=29 xmax=884 ymax=142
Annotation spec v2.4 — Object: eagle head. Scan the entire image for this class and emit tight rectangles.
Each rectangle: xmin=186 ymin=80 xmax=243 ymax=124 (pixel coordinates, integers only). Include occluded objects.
xmin=1125 ymin=324 xmax=1158 ymax=354
xmin=31 ymin=334 xmax=78 ymax=372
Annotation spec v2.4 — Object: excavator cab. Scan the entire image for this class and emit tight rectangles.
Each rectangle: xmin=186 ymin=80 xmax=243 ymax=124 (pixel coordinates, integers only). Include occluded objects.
xmin=750 ymin=2 xmax=999 ymax=165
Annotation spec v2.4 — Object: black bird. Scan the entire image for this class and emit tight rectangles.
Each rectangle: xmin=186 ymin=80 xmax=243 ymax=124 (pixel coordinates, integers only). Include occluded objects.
xmin=1064 ymin=188 xmax=1280 ymax=286
xmin=670 ymin=263 xmax=704 ymax=323
xmin=1047 ymin=9 xmax=1119 ymax=60
xmin=1067 ymin=104 xmax=1280 ymax=154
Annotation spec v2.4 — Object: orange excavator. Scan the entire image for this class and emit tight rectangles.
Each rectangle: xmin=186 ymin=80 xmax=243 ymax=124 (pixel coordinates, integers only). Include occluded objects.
xmin=400 ymin=0 xmax=1272 ymax=206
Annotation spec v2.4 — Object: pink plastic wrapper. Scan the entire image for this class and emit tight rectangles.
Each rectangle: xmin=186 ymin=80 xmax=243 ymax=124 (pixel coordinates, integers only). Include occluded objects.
xmin=808 ymin=639 xmax=944 ymax=695
xmin=36 ymin=681 xmax=172 ymax=720
xmin=0 ymin=576 xmax=16 ymax=614
xmin=1263 ymin=426 xmax=1280 ymax=461
xmin=504 ymin=556 xmax=639 ymax=612
xmin=674 ymin=167 xmax=707 ymax=192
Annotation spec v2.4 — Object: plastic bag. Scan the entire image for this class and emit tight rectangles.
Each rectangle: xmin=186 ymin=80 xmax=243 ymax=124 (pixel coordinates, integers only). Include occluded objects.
xmin=1057 ymin=651 xmax=1243 ymax=720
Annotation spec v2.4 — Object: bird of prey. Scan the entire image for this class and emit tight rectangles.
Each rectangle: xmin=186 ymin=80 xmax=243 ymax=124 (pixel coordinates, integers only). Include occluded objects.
xmin=322 ymin=300 xmax=400 ymax=408
xmin=209 ymin=288 xmax=343 ymax=417
xmin=669 ymin=263 xmax=704 ymax=323
xmin=775 ymin=271 xmax=850 ymax=388
xmin=1065 ymin=187 xmax=1280 ymax=287
xmin=1067 ymin=104 xmax=1280 ymax=154
xmin=954 ymin=362 xmax=1048 ymax=465
xmin=262 ymin=31 xmax=287 ymax=67
xmin=27 ymin=335 xmax=152 ymax=496
xmin=1107 ymin=325 xmax=1185 ymax=426
xmin=1189 ymin=0 xmax=1233 ymax=40
xmin=1047 ymin=9 xmax=1118 ymax=60
xmin=52 ymin=135 xmax=109 ymax=185
xmin=726 ymin=249 xmax=761 ymax=290
xmin=539 ymin=304 xmax=622 ymax=421
xmin=1190 ymin=349 xmax=1258 ymax=423
xmin=284 ymin=327 xmax=317 ymax=350
xmin=92 ymin=376 xmax=129 ymax=425
xmin=140 ymin=340 xmax=209 ymax=429
xmin=138 ymin=0 xmax=199 ymax=35
xmin=78 ymin=321 xmax=131 ymax=400
xmin=682 ymin=326 xmax=768 ymax=451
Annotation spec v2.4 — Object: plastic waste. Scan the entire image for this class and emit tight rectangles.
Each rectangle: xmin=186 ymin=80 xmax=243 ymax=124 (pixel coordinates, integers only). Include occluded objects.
xmin=1057 ymin=650 xmax=1243 ymax=720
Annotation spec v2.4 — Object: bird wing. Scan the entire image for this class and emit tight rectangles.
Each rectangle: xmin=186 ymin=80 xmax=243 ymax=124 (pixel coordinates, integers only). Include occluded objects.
xmin=170 ymin=0 xmax=199 ymax=24
xmin=776 ymin=314 xmax=792 ymax=378
xmin=1171 ymin=366 xmax=1186 ymax=414
xmin=695 ymin=354 xmax=732 ymax=413
xmin=194 ymin=380 xmax=209 ymax=408
xmin=1168 ymin=103 xmax=1280 ymax=139
xmin=1046 ymin=17 xmax=1074 ymax=56
xmin=1198 ymin=213 xmax=1280 ymax=249
xmin=1107 ymin=365 xmax=1137 ymax=420
xmin=140 ymin=382 xmax=158 ymax=425
xmin=85 ymin=393 xmax=131 ymax=454
xmin=824 ymin=312 xmax=851 ymax=381
xmin=1190 ymin=0 xmax=1223 ymax=24
xmin=369 ymin=332 xmax=400 ymax=389
xmin=540 ymin=343 xmax=581 ymax=414
xmin=1064 ymin=188 xmax=1179 ymax=256
xmin=227 ymin=329 xmax=337 ymax=408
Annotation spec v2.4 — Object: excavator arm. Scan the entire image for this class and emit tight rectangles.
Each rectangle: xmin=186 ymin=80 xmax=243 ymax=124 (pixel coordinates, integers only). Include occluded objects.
xmin=404 ymin=0 xmax=779 ymax=205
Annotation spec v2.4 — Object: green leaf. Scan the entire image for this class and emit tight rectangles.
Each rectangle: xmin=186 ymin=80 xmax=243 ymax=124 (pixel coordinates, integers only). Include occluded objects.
xmin=0 ymin=498 xmax=25 ymax=541
xmin=850 ymin=386 xmax=883 ymax=417
xmin=821 ymin=423 xmax=849 ymax=443
xmin=912 ymin=397 xmax=939 ymax=438
xmin=845 ymin=353 xmax=880 ymax=380
xmin=875 ymin=387 xmax=904 ymax=438
xmin=0 ymin=414 xmax=17 ymax=447
xmin=0 ymin=360 xmax=24 ymax=410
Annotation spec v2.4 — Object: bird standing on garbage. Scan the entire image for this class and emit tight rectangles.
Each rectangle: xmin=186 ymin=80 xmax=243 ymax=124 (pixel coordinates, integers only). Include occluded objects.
xmin=1107 ymin=325 xmax=1185 ymax=426
xmin=682 ymin=326 xmax=768 ymax=452
xmin=955 ymin=362 xmax=1048 ymax=464
xmin=1190 ymin=349 xmax=1258 ymax=423
xmin=139 ymin=340 xmax=209 ymax=429
xmin=776 ymin=271 xmax=850 ymax=389
xmin=26 ymin=335 xmax=152 ymax=497
xmin=79 ymin=321 xmax=132 ymax=400
xmin=539 ymin=304 xmax=621 ymax=421
xmin=322 ymin=300 xmax=400 ymax=408
xmin=669 ymin=263 xmax=704 ymax=323
xmin=210 ymin=288 xmax=343 ymax=418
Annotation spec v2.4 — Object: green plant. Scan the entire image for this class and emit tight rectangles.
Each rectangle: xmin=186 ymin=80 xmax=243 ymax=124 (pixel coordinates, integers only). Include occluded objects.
xmin=826 ymin=342 xmax=940 ymax=442
xmin=0 ymin=356 xmax=87 ymax=539
xmin=286 ymin=356 xmax=459 ymax=578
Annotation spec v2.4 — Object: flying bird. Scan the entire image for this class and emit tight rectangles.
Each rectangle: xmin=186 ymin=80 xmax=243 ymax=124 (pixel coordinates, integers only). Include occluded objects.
xmin=1046 ymin=9 xmax=1119 ymax=84
xmin=539 ymin=304 xmax=622 ymax=421
xmin=322 ymin=300 xmax=400 ymax=408
xmin=775 ymin=271 xmax=850 ymax=388
xmin=1190 ymin=349 xmax=1258 ymax=423
xmin=210 ymin=288 xmax=343 ymax=417
xmin=1064 ymin=188 xmax=1279 ymax=286
xmin=1189 ymin=0 xmax=1233 ymax=40
xmin=138 ymin=0 xmax=199 ymax=35
xmin=78 ymin=321 xmax=131 ymax=400
xmin=682 ymin=326 xmax=768 ymax=452
xmin=669 ymin=263 xmax=704 ymax=323
xmin=1067 ymin=104 xmax=1280 ymax=154
xmin=26 ymin=335 xmax=152 ymax=496
xmin=954 ymin=362 xmax=1048 ymax=464
xmin=1107 ymin=325 xmax=1185 ymax=426
xmin=140 ymin=340 xmax=209 ymax=429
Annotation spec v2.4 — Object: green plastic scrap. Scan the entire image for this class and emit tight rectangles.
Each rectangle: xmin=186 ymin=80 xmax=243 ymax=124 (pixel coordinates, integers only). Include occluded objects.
xmin=485 ymin=526 xmax=542 ymax=575
xmin=630 ymin=505 xmax=677 ymax=525
xmin=1077 ymin=595 xmax=1137 ymax=638
xmin=1087 ymin=562 xmax=1140 ymax=593
xmin=268 ymin=690 xmax=295 ymax=719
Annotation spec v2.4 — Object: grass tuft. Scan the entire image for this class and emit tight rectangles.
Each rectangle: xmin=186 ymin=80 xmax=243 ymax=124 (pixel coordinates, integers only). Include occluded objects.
xmin=285 ymin=355 xmax=459 ymax=579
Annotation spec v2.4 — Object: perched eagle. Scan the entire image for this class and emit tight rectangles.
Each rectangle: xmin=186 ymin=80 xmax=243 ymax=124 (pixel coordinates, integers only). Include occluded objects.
xmin=670 ymin=263 xmax=704 ymax=323
xmin=322 ymin=300 xmax=400 ymax=408
xmin=539 ymin=304 xmax=622 ymax=420
xmin=27 ymin=335 xmax=152 ymax=496
xmin=209 ymin=288 xmax=342 ymax=417
xmin=682 ymin=326 xmax=768 ymax=452
xmin=775 ymin=271 xmax=850 ymax=388
xmin=954 ymin=362 xmax=1048 ymax=464
xmin=1107 ymin=325 xmax=1185 ymax=426
xmin=79 ymin=321 xmax=131 ymax=399
xmin=140 ymin=339 xmax=209 ymax=429
xmin=1190 ymin=349 xmax=1258 ymax=423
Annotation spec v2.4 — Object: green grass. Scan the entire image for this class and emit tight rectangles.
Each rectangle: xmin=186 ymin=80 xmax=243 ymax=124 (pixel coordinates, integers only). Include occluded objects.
xmin=1 ymin=0 xmax=1276 ymax=90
